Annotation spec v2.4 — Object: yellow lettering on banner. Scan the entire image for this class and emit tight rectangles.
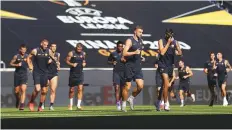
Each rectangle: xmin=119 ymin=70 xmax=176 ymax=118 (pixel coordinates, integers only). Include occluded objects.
xmin=98 ymin=49 xmax=110 ymax=56
xmin=147 ymin=50 xmax=158 ymax=56
xmin=141 ymin=50 xmax=150 ymax=56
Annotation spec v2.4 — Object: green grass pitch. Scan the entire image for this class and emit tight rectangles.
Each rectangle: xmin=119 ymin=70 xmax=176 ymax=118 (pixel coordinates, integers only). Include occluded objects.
xmin=1 ymin=105 xmax=232 ymax=119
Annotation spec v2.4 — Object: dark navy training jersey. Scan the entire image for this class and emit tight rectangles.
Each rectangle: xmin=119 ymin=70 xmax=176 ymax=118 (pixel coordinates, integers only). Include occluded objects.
xmin=33 ymin=48 xmax=50 ymax=74
xmin=158 ymin=39 xmax=177 ymax=68
xmin=48 ymin=52 xmax=60 ymax=75
xmin=108 ymin=51 xmax=125 ymax=72
xmin=216 ymin=59 xmax=227 ymax=76
xmin=178 ymin=66 xmax=190 ymax=83
xmin=126 ymin=37 xmax=143 ymax=63
xmin=14 ymin=53 xmax=29 ymax=75
xmin=204 ymin=60 xmax=216 ymax=78
xmin=70 ymin=51 xmax=85 ymax=76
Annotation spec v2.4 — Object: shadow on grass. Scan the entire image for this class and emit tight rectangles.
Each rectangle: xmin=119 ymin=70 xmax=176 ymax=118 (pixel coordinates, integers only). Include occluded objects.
xmin=2 ymin=115 xmax=232 ymax=129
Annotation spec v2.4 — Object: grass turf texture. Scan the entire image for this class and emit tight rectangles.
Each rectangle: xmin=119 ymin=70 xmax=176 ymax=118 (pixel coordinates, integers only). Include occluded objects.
xmin=2 ymin=105 xmax=232 ymax=118
xmin=2 ymin=105 xmax=232 ymax=129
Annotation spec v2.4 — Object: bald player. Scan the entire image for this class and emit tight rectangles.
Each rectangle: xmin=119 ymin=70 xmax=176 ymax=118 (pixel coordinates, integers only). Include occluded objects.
xmin=27 ymin=39 xmax=56 ymax=112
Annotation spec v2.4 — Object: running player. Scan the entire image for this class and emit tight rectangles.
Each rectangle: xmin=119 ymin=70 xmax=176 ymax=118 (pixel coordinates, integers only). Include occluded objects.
xmin=108 ymin=41 xmax=126 ymax=111
xmin=156 ymin=64 xmax=177 ymax=109
xmin=27 ymin=39 xmax=54 ymax=112
xmin=215 ymin=52 xmax=231 ymax=106
xmin=204 ymin=52 xmax=217 ymax=106
xmin=122 ymin=25 xmax=144 ymax=112
xmin=42 ymin=43 xmax=60 ymax=110
xmin=156 ymin=28 xmax=182 ymax=111
xmin=177 ymin=60 xmax=195 ymax=107
xmin=10 ymin=44 xmax=28 ymax=110
xmin=66 ymin=43 xmax=86 ymax=110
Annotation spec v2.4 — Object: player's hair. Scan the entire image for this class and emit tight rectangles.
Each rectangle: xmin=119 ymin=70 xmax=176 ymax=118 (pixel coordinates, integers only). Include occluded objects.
xmin=41 ymin=39 xmax=49 ymax=43
xmin=51 ymin=43 xmax=56 ymax=46
xmin=165 ymin=28 xmax=174 ymax=40
xmin=209 ymin=52 xmax=215 ymax=56
xmin=217 ymin=52 xmax=223 ymax=58
xmin=20 ymin=44 xmax=27 ymax=49
xmin=179 ymin=59 xmax=184 ymax=63
xmin=76 ymin=43 xmax=83 ymax=48
xmin=217 ymin=52 xmax=223 ymax=55
xmin=116 ymin=41 xmax=124 ymax=46
xmin=134 ymin=25 xmax=143 ymax=31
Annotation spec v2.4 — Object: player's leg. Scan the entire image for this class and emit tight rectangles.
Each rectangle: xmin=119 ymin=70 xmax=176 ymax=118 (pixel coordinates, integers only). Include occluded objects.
xmin=29 ymin=84 xmax=41 ymax=111
xmin=114 ymin=84 xmax=121 ymax=110
xmin=49 ymin=76 xmax=58 ymax=110
xmin=127 ymin=70 xmax=144 ymax=110
xmin=161 ymin=73 xmax=170 ymax=110
xmin=37 ymin=75 xmax=49 ymax=111
xmin=14 ymin=74 xmax=21 ymax=108
xmin=14 ymin=86 xmax=20 ymax=108
xmin=221 ymin=82 xmax=228 ymax=106
xmin=113 ymin=72 xmax=122 ymax=110
xmin=29 ymin=72 xmax=42 ymax=111
xmin=185 ymin=83 xmax=195 ymax=102
xmin=179 ymin=87 xmax=184 ymax=107
xmin=19 ymin=84 xmax=27 ymax=110
xmin=208 ymin=79 xmax=216 ymax=106
xmin=122 ymin=81 xmax=132 ymax=112
xmin=77 ymin=84 xmax=83 ymax=110
xmin=68 ymin=86 xmax=75 ymax=110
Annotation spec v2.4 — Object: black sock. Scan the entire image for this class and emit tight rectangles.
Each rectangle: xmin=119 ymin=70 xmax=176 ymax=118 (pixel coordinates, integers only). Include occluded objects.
xmin=39 ymin=102 xmax=43 ymax=107
xmin=50 ymin=103 xmax=54 ymax=107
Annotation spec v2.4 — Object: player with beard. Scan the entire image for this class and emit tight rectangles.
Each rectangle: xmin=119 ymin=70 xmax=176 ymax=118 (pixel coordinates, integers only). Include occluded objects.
xmin=10 ymin=44 xmax=29 ymax=110
xmin=122 ymin=25 xmax=144 ymax=112
xmin=27 ymin=39 xmax=56 ymax=112
xmin=108 ymin=41 xmax=126 ymax=111
xmin=215 ymin=52 xmax=231 ymax=106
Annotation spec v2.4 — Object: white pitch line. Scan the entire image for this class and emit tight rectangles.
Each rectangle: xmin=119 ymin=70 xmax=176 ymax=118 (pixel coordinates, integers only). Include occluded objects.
xmin=81 ymin=33 xmax=152 ymax=37
xmin=162 ymin=4 xmax=216 ymax=22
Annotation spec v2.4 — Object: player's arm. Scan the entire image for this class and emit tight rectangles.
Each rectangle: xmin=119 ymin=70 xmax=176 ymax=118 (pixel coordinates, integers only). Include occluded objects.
xmin=57 ymin=53 xmax=61 ymax=71
xmin=66 ymin=51 xmax=76 ymax=67
xmin=48 ymin=49 xmax=56 ymax=64
xmin=184 ymin=66 xmax=193 ymax=79
xmin=10 ymin=55 xmax=20 ymax=67
xmin=27 ymin=49 xmax=37 ymax=71
xmin=107 ymin=53 xmax=115 ymax=65
xmin=123 ymin=39 xmax=140 ymax=56
xmin=175 ymin=41 xmax=183 ymax=56
xmin=170 ymin=70 xmax=176 ymax=84
xmin=203 ymin=62 xmax=208 ymax=74
xmin=158 ymin=38 xmax=172 ymax=55
xmin=82 ymin=52 xmax=86 ymax=67
xmin=225 ymin=60 xmax=231 ymax=72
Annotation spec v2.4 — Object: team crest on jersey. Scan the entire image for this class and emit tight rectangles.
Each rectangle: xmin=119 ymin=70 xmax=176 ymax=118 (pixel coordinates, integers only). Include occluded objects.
xmin=24 ymin=58 xmax=27 ymax=61
xmin=45 ymin=54 xmax=48 ymax=56
xmin=80 ymin=55 xmax=83 ymax=58
xmin=171 ymin=45 xmax=175 ymax=48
